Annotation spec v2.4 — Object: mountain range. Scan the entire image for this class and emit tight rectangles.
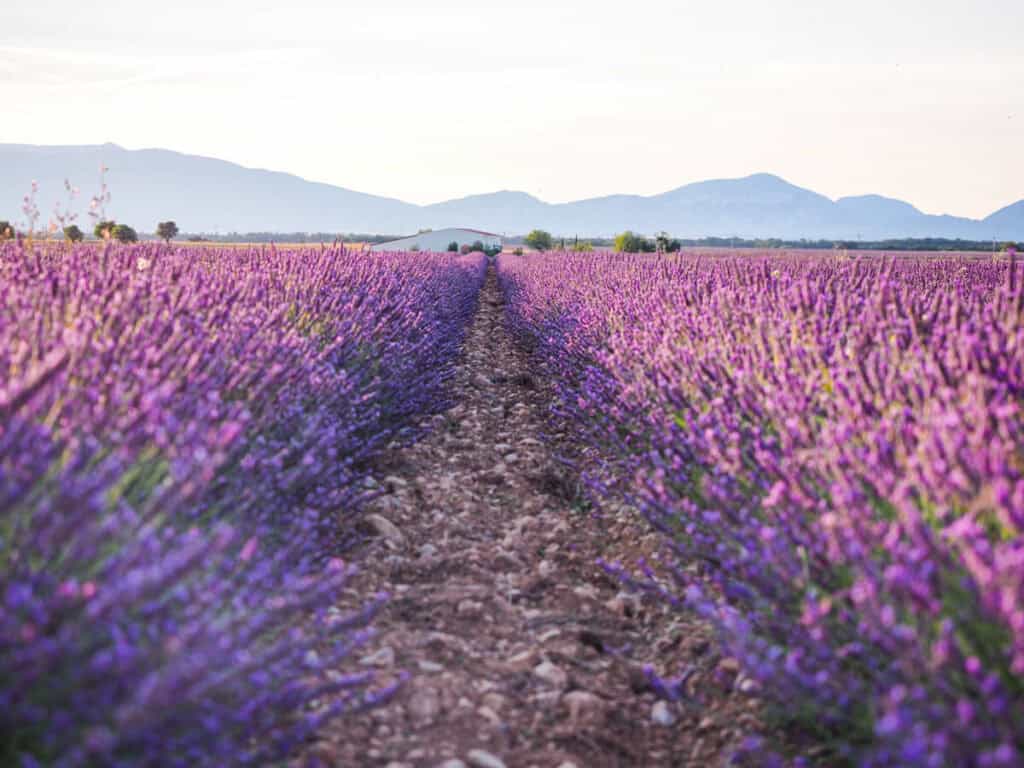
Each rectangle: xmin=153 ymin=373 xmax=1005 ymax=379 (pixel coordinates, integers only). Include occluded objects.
xmin=2 ymin=143 xmax=1022 ymax=240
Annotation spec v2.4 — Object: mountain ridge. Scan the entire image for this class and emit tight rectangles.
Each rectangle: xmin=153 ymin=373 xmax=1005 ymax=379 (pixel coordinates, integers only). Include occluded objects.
xmin=2 ymin=143 xmax=1021 ymax=239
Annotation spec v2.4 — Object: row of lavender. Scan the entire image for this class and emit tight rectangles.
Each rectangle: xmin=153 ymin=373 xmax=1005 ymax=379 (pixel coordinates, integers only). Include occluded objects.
xmin=1 ymin=242 xmax=486 ymax=766
xmin=498 ymin=251 xmax=1023 ymax=766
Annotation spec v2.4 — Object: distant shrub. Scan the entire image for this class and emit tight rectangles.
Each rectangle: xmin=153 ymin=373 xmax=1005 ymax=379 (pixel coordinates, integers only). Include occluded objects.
xmin=470 ymin=240 xmax=485 ymax=252
xmin=571 ymin=240 xmax=594 ymax=252
xmin=460 ymin=244 xmax=472 ymax=254
xmin=157 ymin=220 xmax=180 ymax=243
xmin=483 ymin=245 xmax=502 ymax=258
xmin=447 ymin=241 xmax=459 ymax=252
xmin=614 ymin=231 xmax=655 ymax=253
xmin=0 ymin=221 xmax=13 ymax=241
xmin=94 ymin=220 xmax=117 ymax=239
xmin=112 ymin=224 xmax=138 ymax=243
xmin=524 ymin=229 xmax=553 ymax=252
xmin=513 ymin=247 xmax=524 ymax=256
xmin=63 ymin=224 xmax=84 ymax=243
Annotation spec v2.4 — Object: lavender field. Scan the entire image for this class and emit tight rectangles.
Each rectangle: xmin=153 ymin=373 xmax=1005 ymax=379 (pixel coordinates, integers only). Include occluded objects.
xmin=1 ymin=242 xmax=485 ymax=765
xmin=2 ymin=240 xmax=1022 ymax=767
xmin=499 ymin=250 xmax=1023 ymax=766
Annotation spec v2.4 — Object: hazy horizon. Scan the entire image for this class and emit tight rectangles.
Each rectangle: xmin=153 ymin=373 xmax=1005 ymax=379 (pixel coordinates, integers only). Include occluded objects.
xmin=3 ymin=1 xmax=1022 ymax=219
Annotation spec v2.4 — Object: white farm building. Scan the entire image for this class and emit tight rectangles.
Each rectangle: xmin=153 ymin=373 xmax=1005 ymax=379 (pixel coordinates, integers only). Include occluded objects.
xmin=369 ymin=227 xmax=502 ymax=253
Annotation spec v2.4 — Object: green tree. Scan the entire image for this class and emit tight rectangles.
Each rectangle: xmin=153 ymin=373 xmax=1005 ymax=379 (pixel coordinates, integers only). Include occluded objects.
xmin=112 ymin=224 xmax=138 ymax=243
xmin=0 ymin=221 xmax=13 ymax=241
xmin=94 ymin=220 xmax=117 ymax=239
xmin=470 ymin=240 xmax=485 ymax=252
xmin=655 ymin=231 xmax=670 ymax=253
xmin=610 ymin=231 xmax=643 ymax=252
xmin=524 ymin=229 xmax=553 ymax=251
xmin=571 ymin=240 xmax=594 ymax=252
xmin=63 ymin=224 xmax=84 ymax=243
xmin=157 ymin=221 xmax=179 ymax=243
xmin=447 ymin=241 xmax=459 ymax=252
xmin=615 ymin=231 xmax=652 ymax=252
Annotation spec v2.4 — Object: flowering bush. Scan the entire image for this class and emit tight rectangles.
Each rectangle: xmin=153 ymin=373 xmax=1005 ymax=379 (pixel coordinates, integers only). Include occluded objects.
xmin=1 ymin=242 xmax=485 ymax=766
xmin=499 ymin=250 xmax=1024 ymax=766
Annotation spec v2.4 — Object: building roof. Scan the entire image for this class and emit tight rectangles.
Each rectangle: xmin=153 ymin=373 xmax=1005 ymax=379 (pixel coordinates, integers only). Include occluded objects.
xmin=372 ymin=227 xmax=502 ymax=246
xmin=459 ymin=228 xmax=502 ymax=237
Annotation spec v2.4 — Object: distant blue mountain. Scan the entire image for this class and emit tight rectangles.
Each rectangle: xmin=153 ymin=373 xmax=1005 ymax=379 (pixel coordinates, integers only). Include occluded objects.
xmin=1 ymin=144 xmax=1020 ymax=239
xmin=985 ymin=200 xmax=1024 ymax=240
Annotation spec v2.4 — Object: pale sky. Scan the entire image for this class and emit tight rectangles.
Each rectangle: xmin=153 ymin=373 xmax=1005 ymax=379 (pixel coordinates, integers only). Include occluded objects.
xmin=2 ymin=0 xmax=1022 ymax=218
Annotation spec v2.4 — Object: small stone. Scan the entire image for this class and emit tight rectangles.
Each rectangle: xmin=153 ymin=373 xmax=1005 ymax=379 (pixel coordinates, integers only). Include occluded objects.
xmin=419 ymin=543 xmax=438 ymax=558
xmin=408 ymin=688 xmax=441 ymax=722
xmin=482 ymin=692 xmax=506 ymax=711
xmin=538 ymin=560 xmax=555 ymax=577
xmin=477 ymin=705 xmax=501 ymax=726
xmin=530 ymin=689 xmax=562 ymax=709
xmin=384 ymin=474 xmax=408 ymax=488
xmin=359 ymin=646 xmax=395 ymax=667
xmin=533 ymin=660 xmax=568 ymax=688
xmin=605 ymin=590 xmax=641 ymax=617
xmin=739 ymin=677 xmax=761 ymax=693
xmin=366 ymin=514 xmax=405 ymax=544
xmin=505 ymin=650 xmax=534 ymax=673
xmin=652 ymin=700 xmax=677 ymax=726
xmin=503 ymin=452 xmax=519 ymax=463
xmin=437 ymin=761 xmax=467 ymax=768
xmin=514 ymin=515 xmax=534 ymax=531
xmin=418 ymin=660 xmax=444 ymax=673
xmin=563 ymin=690 xmax=603 ymax=725
xmin=573 ymin=585 xmax=598 ymax=601
xmin=717 ymin=657 xmax=741 ymax=675
xmin=493 ymin=443 xmax=513 ymax=452
xmin=473 ymin=373 xmax=491 ymax=389
xmin=466 ymin=749 xmax=506 ymax=768
xmin=457 ymin=599 xmax=483 ymax=616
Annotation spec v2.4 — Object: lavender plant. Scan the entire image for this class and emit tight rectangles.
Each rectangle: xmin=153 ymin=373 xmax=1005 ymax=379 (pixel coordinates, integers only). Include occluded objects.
xmin=1 ymin=241 xmax=485 ymax=766
xmin=499 ymin=250 xmax=1024 ymax=766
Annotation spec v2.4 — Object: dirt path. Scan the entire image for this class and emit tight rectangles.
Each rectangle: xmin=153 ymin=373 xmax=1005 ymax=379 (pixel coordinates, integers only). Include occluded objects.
xmin=307 ymin=266 xmax=760 ymax=767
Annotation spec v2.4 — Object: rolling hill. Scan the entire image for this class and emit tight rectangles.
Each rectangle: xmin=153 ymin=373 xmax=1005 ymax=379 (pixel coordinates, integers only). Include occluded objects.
xmin=2 ymin=143 xmax=1021 ymax=239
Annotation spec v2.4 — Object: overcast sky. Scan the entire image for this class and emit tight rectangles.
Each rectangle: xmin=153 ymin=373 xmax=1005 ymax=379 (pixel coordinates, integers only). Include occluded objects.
xmin=2 ymin=0 xmax=1021 ymax=217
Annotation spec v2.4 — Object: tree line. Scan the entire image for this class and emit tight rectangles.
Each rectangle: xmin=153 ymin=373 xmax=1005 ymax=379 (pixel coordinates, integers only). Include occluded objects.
xmin=0 ymin=219 xmax=181 ymax=244
xmin=516 ymin=230 xmax=1023 ymax=253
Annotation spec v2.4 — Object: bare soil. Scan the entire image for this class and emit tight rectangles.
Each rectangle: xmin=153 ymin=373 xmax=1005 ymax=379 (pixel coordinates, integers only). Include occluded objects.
xmin=305 ymin=266 xmax=762 ymax=767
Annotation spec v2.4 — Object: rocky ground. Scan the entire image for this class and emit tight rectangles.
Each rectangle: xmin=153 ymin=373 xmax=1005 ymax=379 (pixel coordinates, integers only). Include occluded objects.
xmin=305 ymin=267 xmax=762 ymax=767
